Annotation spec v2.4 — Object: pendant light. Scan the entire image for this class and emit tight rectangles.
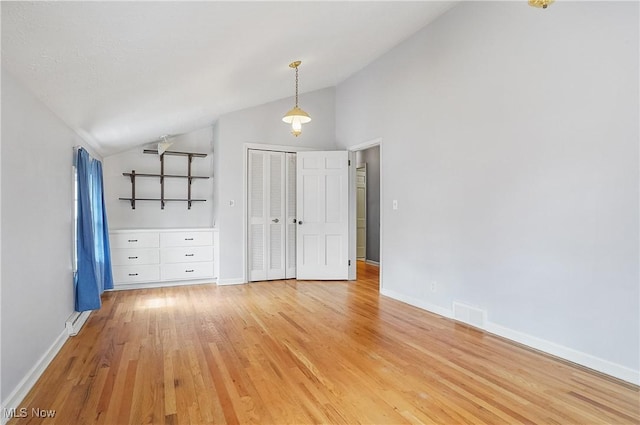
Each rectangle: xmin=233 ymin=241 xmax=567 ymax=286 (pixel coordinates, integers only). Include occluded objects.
xmin=528 ymin=0 xmax=554 ymax=8
xmin=282 ymin=61 xmax=311 ymax=137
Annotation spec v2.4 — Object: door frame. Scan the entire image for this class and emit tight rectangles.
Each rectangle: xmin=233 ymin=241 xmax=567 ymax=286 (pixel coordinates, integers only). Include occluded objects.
xmin=243 ymin=143 xmax=315 ymax=283
xmin=347 ymin=138 xmax=383 ymax=289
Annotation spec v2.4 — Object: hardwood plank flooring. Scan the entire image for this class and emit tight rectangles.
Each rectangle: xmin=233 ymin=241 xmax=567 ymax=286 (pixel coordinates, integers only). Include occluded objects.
xmin=9 ymin=262 xmax=639 ymax=424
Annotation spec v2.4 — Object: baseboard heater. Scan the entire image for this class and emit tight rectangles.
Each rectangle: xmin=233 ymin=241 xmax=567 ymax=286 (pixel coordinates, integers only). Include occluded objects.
xmin=65 ymin=311 xmax=91 ymax=336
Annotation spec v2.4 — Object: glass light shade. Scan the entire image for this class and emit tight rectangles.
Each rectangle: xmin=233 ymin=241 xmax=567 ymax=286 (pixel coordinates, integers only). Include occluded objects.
xmin=282 ymin=106 xmax=311 ymax=124
xmin=291 ymin=118 xmax=303 ymax=137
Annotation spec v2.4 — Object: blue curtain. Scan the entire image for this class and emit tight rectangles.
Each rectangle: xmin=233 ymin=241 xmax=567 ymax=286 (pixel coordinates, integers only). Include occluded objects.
xmin=75 ymin=148 xmax=114 ymax=311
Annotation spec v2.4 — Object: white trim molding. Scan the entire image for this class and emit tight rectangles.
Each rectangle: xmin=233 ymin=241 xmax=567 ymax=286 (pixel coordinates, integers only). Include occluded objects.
xmin=380 ymin=289 xmax=640 ymax=385
xmin=1 ymin=329 xmax=68 ymax=425
xmin=217 ymin=278 xmax=246 ymax=286
xmin=347 ymin=138 xmax=383 ymax=152
xmin=380 ymin=288 xmax=453 ymax=320
xmin=485 ymin=321 xmax=640 ymax=385
xmin=110 ymin=279 xmax=217 ymax=291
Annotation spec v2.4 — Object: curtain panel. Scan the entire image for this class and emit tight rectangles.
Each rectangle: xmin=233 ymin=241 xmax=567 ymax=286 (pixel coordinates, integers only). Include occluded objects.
xmin=75 ymin=148 xmax=114 ymax=311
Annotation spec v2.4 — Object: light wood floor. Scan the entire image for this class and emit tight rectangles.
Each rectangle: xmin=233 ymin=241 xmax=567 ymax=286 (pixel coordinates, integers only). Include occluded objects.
xmin=10 ymin=262 xmax=639 ymax=424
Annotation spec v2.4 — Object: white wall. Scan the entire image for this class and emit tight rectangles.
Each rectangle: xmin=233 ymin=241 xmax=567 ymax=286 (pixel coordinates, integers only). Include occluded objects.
xmin=215 ymin=87 xmax=337 ymax=282
xmin=0 ymin=71 xmax=94 ymax=402
xmin=103 ymin=126 xmax=214 ymax=229
xmin=336 ymin=1 xmax=639 ymax=381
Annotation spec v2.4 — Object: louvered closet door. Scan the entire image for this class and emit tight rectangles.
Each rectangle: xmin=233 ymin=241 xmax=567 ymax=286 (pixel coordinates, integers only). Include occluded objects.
xmin=249 ymin=150 xmax=267 ymax=281
xmin=248 ymin=150 xmax=286 ymax=281
xmin=267 ymin=152 xmax=286 ymax=279
xmin=285 ymin=153 xmax=297 ymax=278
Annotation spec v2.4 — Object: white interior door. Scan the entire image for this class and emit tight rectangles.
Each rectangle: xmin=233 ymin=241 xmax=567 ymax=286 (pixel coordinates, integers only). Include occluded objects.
xmin=296 ymin=151 xmax=349 ymax=280
xmin=356 ymin=166 xmax=367 ymax=259
xmin=248 ymin=150 xmax=286 ymax=281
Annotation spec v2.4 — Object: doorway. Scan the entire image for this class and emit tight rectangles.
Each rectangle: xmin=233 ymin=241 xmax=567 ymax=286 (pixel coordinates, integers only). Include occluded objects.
xmin=350 ymin=141 xmax=381 ymax=287
xmin=246 ymin=146 xmax=350 ymax=282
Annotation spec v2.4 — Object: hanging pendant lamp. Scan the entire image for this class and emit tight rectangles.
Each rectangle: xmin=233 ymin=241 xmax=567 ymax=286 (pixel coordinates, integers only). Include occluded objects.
xmin=528 ymin=0 xmax=554 ymax=8
xmin=282 ymin=61 xmax=311 ymax=137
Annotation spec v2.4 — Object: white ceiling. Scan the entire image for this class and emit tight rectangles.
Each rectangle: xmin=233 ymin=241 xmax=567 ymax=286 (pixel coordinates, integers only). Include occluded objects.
xmin=2 ymin=1 xmax=456 ymax=156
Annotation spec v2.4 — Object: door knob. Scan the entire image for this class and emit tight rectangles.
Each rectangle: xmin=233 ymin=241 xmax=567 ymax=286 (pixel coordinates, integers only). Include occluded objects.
xmin=298 ymin=221 xmax=303 ymax=225
xmin=272 ymin=218 xmax=279 ymax=223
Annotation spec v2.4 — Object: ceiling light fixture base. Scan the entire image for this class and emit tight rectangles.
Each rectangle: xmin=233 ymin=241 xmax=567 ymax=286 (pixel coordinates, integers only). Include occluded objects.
xmin=528 ymin=0 xmax=554 ymax=9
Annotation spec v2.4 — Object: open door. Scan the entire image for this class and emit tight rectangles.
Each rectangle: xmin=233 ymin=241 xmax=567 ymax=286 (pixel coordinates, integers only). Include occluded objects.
xmin=296 ymin=151 xmax=349 ymax=280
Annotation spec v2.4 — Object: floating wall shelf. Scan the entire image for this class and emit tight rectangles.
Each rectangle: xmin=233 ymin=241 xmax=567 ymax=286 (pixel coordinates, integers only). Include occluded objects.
xmin=119 ymin=149 xmax=210 ymax=210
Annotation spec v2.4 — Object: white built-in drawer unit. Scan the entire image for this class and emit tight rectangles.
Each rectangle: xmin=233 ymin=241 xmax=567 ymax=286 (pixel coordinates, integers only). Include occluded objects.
xmin=111 ymin=248 xmax=160 ymax=266
xmin=110 ymin=228 xmax=218 ymax=287
xmin=112 ymin=264 xmax=160 ymax=283
xmin=161 ymin=262 xmax=214 ymax=280
xmin=110 ymin=232 xmax=159 ymax=249
xmin=160 ymin=231 xmax=213 ymax=247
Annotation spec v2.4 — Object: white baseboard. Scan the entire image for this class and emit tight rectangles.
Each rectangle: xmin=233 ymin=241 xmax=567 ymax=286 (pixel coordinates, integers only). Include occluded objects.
xmin=365 ymin=259 xmax=380 ymax=266
xmin=110 ymin=278 xmax=217 ymax=291
xmin=380 ymin=288 xmax=640 ymax=385
xmin=485 ymin=321 xmax=640 ymax=385
xmin=217 ymin=277 xmax=246 ymax=286
xmin=1 ymin=329 xmax=68 ymax=425
xmin=380 ymin=288 xmax=453 ymax=319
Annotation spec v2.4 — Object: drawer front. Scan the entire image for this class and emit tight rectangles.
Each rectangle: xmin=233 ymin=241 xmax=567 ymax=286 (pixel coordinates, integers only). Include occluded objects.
xmin=160 ymin=231 xmax=213 ymax=247
xmin=113 ymin=265 xmax=160 ymax=284
xmin=110 ymin=232 xmax=159 ymax=249
xmin=161 ymin=262 xmax=214 ymax=281
xmin=161 ymin=246 xmax=213 ymax=264
xmin=111 ymin=248 xmax=159 ymax=266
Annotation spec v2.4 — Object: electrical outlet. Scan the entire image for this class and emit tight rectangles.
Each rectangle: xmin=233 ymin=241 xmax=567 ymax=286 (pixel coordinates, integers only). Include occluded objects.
xmin=393 ymin=200 xmax=398 ymax=210
xmin=430 ymin=281 xmax=437 ymax=292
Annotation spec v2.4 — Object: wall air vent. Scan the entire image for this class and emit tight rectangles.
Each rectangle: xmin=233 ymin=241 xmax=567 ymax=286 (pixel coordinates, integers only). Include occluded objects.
xmin=452 ymin=302 xmax=486 ymax=329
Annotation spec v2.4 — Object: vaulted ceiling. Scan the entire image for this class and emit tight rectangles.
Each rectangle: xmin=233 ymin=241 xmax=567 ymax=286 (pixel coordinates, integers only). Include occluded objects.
xmin=1 ymin=1 xmax=456 ymax=156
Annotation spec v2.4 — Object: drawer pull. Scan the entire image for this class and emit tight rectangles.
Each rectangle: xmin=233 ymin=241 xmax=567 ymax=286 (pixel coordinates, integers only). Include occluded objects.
xmin=185 ymin=254 xmax=194 ymax=257
xmin=185 ymin=269 xmax=194 ymax=273
xmin=128 ymin=239 xmax=138 ymax=242
xmin=128 ymin=256 xmax=138 ymax=259
xmin=184 ymin=238 xmax=194 ymax=241
xmin=128 ymin=273 xmax=139 ymax=276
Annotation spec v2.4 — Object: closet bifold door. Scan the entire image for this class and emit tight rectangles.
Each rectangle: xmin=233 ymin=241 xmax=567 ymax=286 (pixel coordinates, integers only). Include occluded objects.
xmin=248 ymin=150 xmax=286 ymax=281
xmin=267 ymin=152 xmax=286 ymax=279
xmin=285 ymin=153 xmax=297 ymax=279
